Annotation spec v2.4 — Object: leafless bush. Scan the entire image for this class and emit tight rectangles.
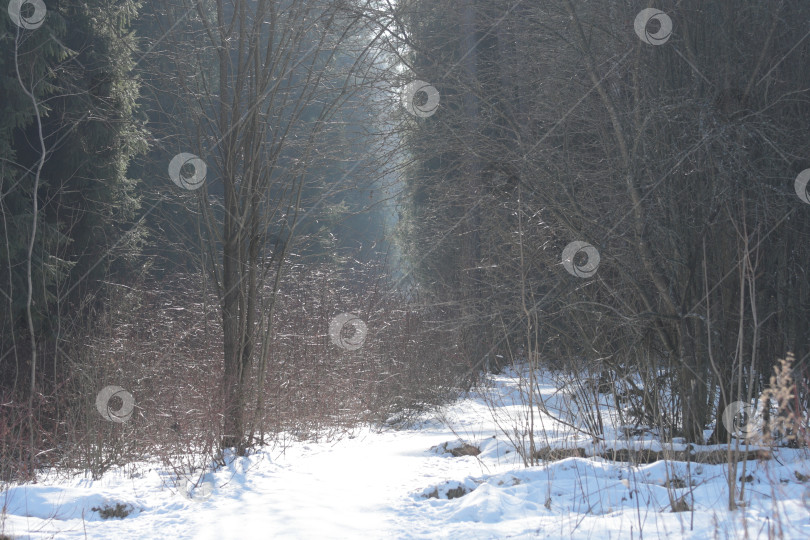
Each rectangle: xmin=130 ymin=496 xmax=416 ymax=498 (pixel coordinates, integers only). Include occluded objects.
xmin=0 ymin=256 xmax=468 ymax=481
xmin=252 ymin=260 xmax=468 ymax=439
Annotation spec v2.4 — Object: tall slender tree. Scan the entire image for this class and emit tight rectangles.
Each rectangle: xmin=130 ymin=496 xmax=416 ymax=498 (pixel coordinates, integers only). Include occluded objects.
xmin=154 ymin=0 xmax=385 ymax=451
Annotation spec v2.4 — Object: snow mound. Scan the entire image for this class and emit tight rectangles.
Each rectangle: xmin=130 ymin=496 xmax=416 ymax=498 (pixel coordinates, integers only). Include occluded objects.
xmin=1 ymin=485 xmax=142 ymax=521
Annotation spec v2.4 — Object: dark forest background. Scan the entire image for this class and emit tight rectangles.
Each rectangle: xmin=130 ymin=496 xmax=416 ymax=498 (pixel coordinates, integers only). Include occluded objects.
xmin=1 ymin=0 xmax=808 ymax=480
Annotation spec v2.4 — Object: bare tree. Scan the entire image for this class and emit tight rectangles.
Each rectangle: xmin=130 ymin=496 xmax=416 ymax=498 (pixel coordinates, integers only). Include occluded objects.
xmin=154 ymin=0 xmax=385 ymax=452
xmin=394 ymin=0 xmax=810 ymax=447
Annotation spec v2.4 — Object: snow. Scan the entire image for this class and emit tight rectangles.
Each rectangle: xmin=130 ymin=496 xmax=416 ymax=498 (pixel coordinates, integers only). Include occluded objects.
xmin=3 ymin=369 xmax=810 ymax=539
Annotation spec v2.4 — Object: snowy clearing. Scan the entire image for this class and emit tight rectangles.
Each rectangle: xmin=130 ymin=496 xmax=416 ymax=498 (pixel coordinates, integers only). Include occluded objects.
xmin=3 ymin=370 xmax=810 ymax=539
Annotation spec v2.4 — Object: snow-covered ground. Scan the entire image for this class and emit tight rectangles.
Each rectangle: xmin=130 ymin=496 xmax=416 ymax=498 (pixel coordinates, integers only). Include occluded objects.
xmin=3 ymin=369 xmax=810 ymax=539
